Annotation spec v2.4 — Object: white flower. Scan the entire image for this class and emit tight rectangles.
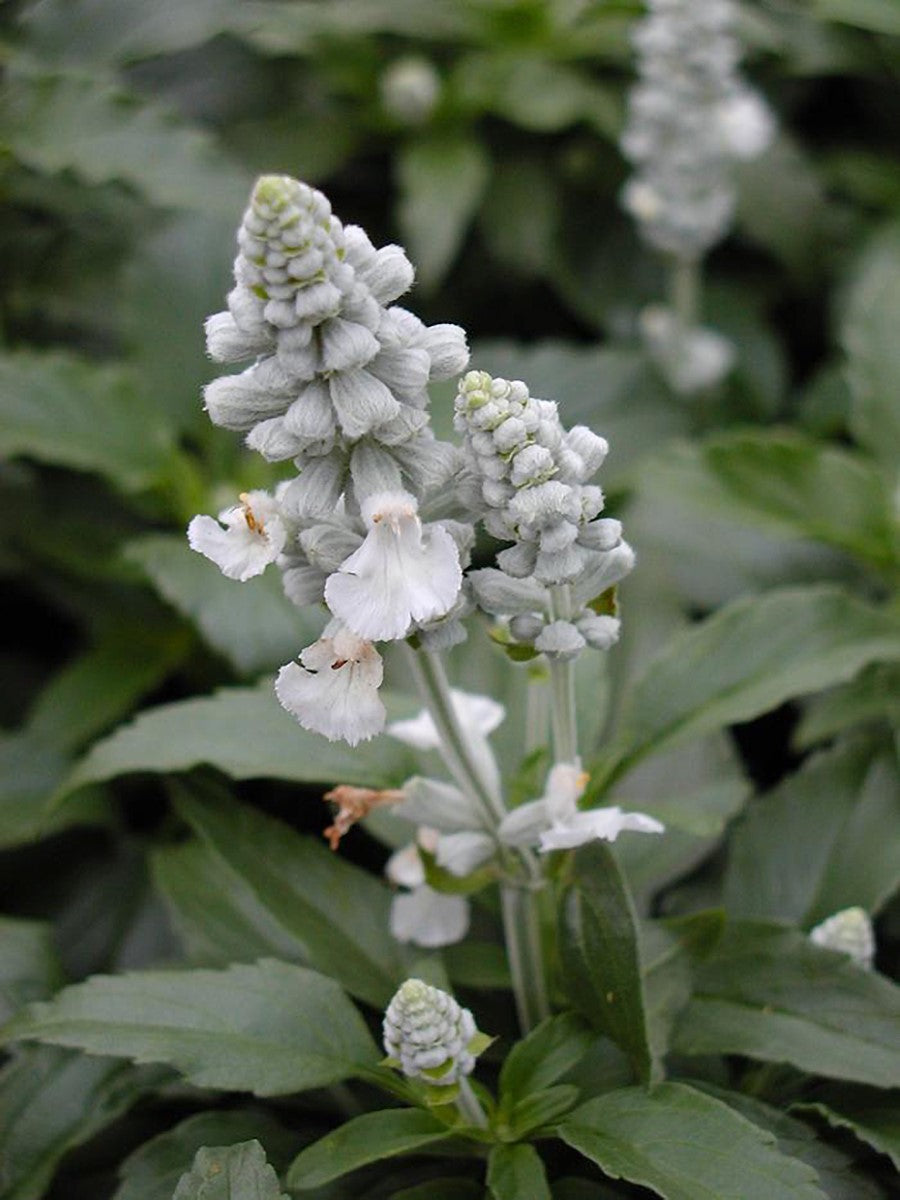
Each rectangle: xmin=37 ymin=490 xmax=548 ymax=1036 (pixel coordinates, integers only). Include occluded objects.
xmin=717 ymin=91 xmax=774 ymax=159
xmin=275 ymin=621 xmax=385 ymax=745
xmin=499 ymin=762 xmax=664 ymax=853
xmin=324 ymin=490 xmax=462 ymax=641
xmin=187 ymin=490 xmax=286 ymax=581
xmin=809 ymin=907 xmax=875 ymax=970
xmin=388 ymin=690 xmax=505 ymax=750
xmin=390 ymin=887 xmax=470 ymax=948
xmin=386 ymin=833 xmax=470 ymax=948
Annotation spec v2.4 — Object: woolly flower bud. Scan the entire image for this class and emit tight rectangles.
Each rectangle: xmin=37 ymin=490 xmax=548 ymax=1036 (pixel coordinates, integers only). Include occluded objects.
xmin=235 ymin=175 xmax=350 ymax=327
xmin=383 ymin=979 xmax=481 ymax=1084
xmin=809 ymin=908 xmax=875 ymax=970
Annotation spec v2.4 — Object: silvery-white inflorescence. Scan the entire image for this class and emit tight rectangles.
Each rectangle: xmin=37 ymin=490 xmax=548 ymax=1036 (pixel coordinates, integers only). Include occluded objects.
xmin=455 ymin=370 xmax=634 ymax=659
xmin=809 ymin=907 xmax=875 ymax=971
xmin=383 ymin=978 xmax=481 ymax=1084
xmin=189 ymin=177 xmax=634 ymax=747
xmin=621 ymin=0 xmax=774 ymax=261
xmin=188 ymin=174 xmax=471 ymax=744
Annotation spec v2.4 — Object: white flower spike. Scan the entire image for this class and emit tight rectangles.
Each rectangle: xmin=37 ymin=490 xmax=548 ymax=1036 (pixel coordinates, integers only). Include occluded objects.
xmin=324 ymin=490 xmax=462 ymax=641
xmin=275 ymin=621 xmax=385 ymax=746
xmin=383 ymin=979 xmax=481 ymax=1084
xmin=187 ymin=490 xmax=287 ymax=581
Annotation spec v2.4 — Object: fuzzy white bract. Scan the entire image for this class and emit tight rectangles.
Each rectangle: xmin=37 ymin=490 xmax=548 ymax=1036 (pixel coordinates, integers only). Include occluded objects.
xmin=383 ymin=979 xmax=480 ymax=1084
xmin=275 ymin=621 xmax=385 ymax=745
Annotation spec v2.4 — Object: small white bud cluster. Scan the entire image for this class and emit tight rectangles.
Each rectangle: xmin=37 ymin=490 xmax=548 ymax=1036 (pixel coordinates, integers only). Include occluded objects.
xmin=621 ymin=0 xmax=774 ymax=261
xmin=383 ymin=979 xmax=479 ymax=1084
xmin=809 ymin=907 xmax=875 ymax=971
xmin=455 ymin=371 xmax=633 ymax=659
xmin=380 ymin=56 xmax=441 ymax=124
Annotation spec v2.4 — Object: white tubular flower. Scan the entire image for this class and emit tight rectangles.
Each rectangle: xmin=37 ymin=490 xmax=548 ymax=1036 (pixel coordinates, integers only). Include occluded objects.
xmin=324 ymin=491 xmax=462 ymax=641
xmin=388 ymin=690 xmax=505 ymax=750
xmin=187 ymin=490 xmax=286 ymax=581
xmin=499 ymin=762 xmax=664 ymax=853
xmin=390 ymin=887 xmax=470 ymax=948
xmin=809 ymin=907 xmax=875 ymax=970
xmin=275 ymin=622 xmax=385 ymax=746
xmin=383 ymin=979 xmax=480 ymax=1084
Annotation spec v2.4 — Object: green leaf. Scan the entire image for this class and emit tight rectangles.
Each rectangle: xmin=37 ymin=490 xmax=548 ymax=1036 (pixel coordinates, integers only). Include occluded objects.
xmin=0 ymin=351 xmax=175 ymax=493
xmin=695 ymin=1086 xmax=882 ymax=1200
xmin=0 ymin=919 xmax=64 ymax=1024
xmin=599 ymin=587 xmax=900 ymax=791
xmin=479 ymin=158 xmax=559 ymax=276
xmin=286 ymin=1110 xmax=451 ymax=1190
xmin=499 ymin=1013 xmax=594 ymax=1108
xmin=795 ymin=1087 xmax=900 ymax=1172
xmin=1 ymin=65 xmax=251 ymax=215
xmin=672 ymin=922 xmax=900 ymax=1088
xmin=2 ymin=959 xmax=378 ymax=1096
xmin=698 ymin=430 xmax=900 ymax=572
xmin=173 ymin=784 xmax=404 ymax=1007
xmin=390 ymin=1183 xmax=484 ymax=1200
xmin=114 ymin=1109 xmax=303 ymax=1200
xmin=0 ymin=1045 xmax=165 ymax=1200
xmin=558 ymin=843 xmax=656 ymax=1085
xmin=60 ymin=681 xmax=417 ymax=798
xmin=501 ymin=1086 xmax=581 ymax=1140
xmin=152 ymin=839 xmax=309 ymax=968
xmin=397 ymin=134 xmax=489 ymax=290
xmin=487 ymin=1143 xmax=551 ymax=1200
xmin=0 ymin=730 xmax=110 ymax=850
xmin=558 ymin=1082 xmax=827 ymax=1200
xmin=26 ymin=624 xmax=189 ymax=753
xmin=843 ymin=220 xmax=900 ymax=473
xmin=125 ymin=535 xmax=321 ymax=676
xmin=173 ymin=1141 xmax=288 ymax=1200
xmin=815 ymin=0 xmax=900 ymax=35
xmin=795 ymin=663 xmax=900 ymax=748
xmin=724 ymin=738 xmax=900 ymax=924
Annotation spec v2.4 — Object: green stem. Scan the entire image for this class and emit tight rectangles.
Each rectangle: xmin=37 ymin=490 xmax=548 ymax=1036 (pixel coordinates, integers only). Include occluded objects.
xmin=456 ymin=1076 xmax=489 ymax=1128
xmin=525 ymin=669 xmax=550 ymax=754
xmin=500 ymin=881 xmax=551 ymax=1033
xmin=548 ymin=585 xmax=578 ymax=764
xmin=669 ymin=255 xmax=701 ymax=331
xmin=401 ymin=643 xmax=504 ymax=825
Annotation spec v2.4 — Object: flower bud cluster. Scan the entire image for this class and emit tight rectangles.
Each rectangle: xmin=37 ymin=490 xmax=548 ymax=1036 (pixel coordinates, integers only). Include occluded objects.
xmin=383 ymin=979 xmax=480 ymax=1084
xmin=455 ymin=371 xmax=633 ymax=658
xmin=809 ymin=907 xmax=875 ymax=971
xmin=621 ymin=0 xmax=774 ymax=260
xmin=205 ymin=173 xmax=468 ymax=517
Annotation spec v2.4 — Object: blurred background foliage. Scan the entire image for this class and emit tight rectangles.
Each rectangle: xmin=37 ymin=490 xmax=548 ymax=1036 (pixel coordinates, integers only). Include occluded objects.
xmin=0 ymin=2 xmax=899 ymax=1193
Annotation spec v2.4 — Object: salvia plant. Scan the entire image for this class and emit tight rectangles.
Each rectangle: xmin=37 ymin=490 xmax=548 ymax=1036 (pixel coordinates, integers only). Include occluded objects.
xmin=1 ymin=2 xmax=900 ymax=1200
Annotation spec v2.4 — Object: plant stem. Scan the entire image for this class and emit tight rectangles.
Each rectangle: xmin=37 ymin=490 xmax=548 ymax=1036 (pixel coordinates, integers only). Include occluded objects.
xmin=401 ymin=643 xmax=504 ymax=825
xmin=548 ymin=585 xmax=578 ymax=764
xmin=500 ymin=880 xmax=551 ymax=1033
xmin=670 ymin=254 xmax=700 ymax=331
xmin=525 ymin=669 xmax=550 ymax=754
xmin=456 ymin=1076 xmax=489 ymax=1128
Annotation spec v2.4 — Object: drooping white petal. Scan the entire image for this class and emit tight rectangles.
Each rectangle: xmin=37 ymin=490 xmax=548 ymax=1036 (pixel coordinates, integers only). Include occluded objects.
xmin=275 ymin=623 xmax=385 ymax=746
xmin=385 ymin=842 xmax=426 ymax=889
xmin=187 ymin=490 xmax=286 ymax=581
xmin=388 ymin=689 xmax=506 ymax=750
xmin=538 ymin=806 xmax=664 ymax=852
xmin=389 ymin=886 xmax=470 ymax=948
xmin=324 ymin=491 xmax=461 ymax=641
xmin=498 ymin=799 xmax=551 ymax=848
